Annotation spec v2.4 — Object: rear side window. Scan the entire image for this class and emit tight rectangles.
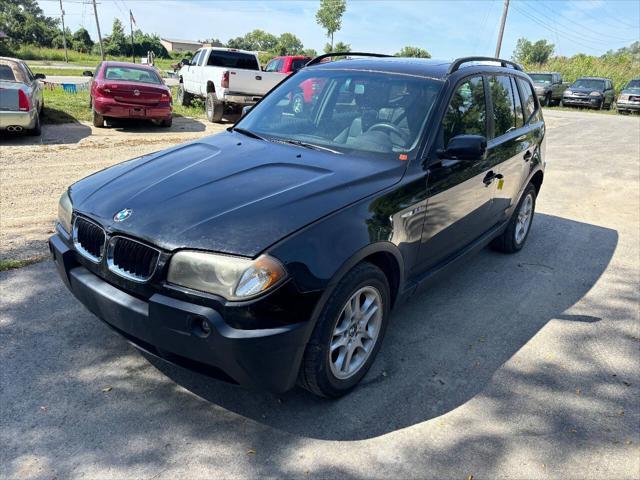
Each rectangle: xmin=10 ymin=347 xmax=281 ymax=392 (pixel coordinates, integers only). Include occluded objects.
xmin=489 ymin=75 xmax=517 ymax=137
xmin=511 ymin=77 xmax=525 ymax=128
xmin=517 ymin=78 xmax=536 ymax=122
xmin=207 ymin=51 xmax=259 ymax=70
xmin=265 ymin=59 xmax=283 ymax=72
xmin=442 ymin=76 xmax=487 ymax=145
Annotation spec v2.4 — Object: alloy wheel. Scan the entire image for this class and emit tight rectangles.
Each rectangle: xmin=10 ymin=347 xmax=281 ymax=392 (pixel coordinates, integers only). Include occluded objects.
xmin=515 ymin=193 xmax=534 ymax=244
xmin=329 ymin=286 xmax=383 ymax=380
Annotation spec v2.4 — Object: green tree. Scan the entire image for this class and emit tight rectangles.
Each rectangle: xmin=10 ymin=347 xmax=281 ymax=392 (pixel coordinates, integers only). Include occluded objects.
xmin=316 ymin=0 xmax=347 ymax=50
xmin=275 ymin=32 xmax=303 ymax=55
xmin=396 ymin=46 xmax=431 ymax=58
xmin=0 ymin=0 xmax=59 ymax=47
xmin=132 ymin=30 xmax=169 ymax=58
xmin=245 ymin=29 xmax=278 ymax=51
xmin=512 ymin=38 xmax=554 ymax=64
xmin=104 ymin=18 xmax=127 ymax=56
xmin=52 ymin=27 xmax=72 ymax=50
xmin=303 ymin=48 xmax=318 ymax=58
xmin=72 ymin=27 xmax=93 ymax=53
xmin=324 ymin=40 xmax=350 ymax=53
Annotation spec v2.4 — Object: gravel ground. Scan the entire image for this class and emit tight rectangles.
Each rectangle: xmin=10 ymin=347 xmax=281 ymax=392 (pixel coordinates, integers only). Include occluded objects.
xmin=0 ymin=109 xmax=639 ymax=479
xmin=0 ymin=117 xmax=226 ymax=262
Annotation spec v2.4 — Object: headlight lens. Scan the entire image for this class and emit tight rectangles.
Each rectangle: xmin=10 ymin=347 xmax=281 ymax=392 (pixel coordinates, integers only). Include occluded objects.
xmin=57 ymin=190 xmax=73 ymax=234
xmin=167 ymin=251 xmax=286 ymax=300
xmin=590 ymin=91 xmax=602 ymax=97
xmin=565 ymin=90 xmax=573 ymax=95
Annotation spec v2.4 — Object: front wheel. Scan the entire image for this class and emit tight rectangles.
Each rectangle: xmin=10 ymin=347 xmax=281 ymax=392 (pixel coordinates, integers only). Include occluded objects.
xmin=491 ymin=183 xmax=537 ymax=253
xmin=543 ymin=92 xmax=551 ymax=107
xmin=298 ymin=262 xmax=390 ymax=398
xmin=177 ymin=83 xmax=192 ymax=106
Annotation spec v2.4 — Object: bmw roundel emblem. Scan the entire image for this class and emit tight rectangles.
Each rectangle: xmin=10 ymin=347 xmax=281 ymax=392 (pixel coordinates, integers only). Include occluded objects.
xmin=113 ymin=208 xmax=133 ymax=222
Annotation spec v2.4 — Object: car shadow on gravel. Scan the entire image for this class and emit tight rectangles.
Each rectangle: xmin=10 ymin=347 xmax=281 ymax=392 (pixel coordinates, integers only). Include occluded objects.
xmin=0 ymin=121 xmax=92 ymax=145
xmin=105 ymin=116 xmax=208 ymax=133
xmin=145 ymin=212 xmax=621 ymax=440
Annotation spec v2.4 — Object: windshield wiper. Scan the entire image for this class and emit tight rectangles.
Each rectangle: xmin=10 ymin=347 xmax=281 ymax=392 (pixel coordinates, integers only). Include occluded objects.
xmin=231 ymin=127 xmax=266 ymax=141
xmin=270 ymin=138 xmax=342 ymax=154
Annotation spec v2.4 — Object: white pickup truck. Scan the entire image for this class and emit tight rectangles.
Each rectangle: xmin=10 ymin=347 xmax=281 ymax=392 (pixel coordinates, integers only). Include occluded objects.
xmin=177 ymin=47 xmax=285 ymax=122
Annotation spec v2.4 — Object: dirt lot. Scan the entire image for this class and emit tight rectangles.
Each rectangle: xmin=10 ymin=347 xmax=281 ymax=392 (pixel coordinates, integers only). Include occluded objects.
xmin=0 ymin=117 xmax=226 ymax=262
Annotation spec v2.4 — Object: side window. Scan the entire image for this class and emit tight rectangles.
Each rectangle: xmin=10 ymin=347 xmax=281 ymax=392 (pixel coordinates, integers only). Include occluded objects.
xmin=94 ymin=62 xmax=102 ymax=78
xmin=191 ymin=50 xmax=202 ymax=66
xmin=511 ymin=77 xmax=525 ymax=128
xmin=442 ymin=76 xmax=487 ymax=146
xmin=23 ymin=63 xmax=35 ymax=82
xmin=517 ymin=78 xmax=536 ymax=123
xmin=197 ymin=50 xmax=208 ymax=66
xmin=265 ymin=60 xmax=278 ymax=72
xmin=489 ymin=75 xmax=517 ymax=137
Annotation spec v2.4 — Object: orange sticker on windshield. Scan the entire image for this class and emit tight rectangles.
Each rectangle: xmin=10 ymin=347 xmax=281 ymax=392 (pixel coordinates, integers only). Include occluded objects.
xmin=399 ymin=154 xmax=408 ymax=161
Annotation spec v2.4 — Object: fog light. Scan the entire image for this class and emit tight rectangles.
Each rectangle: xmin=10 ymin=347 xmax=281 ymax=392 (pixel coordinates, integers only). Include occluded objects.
xmin=191 ymin=316 xmax=211 ymax=337
xmin=200 ymin=318 xmax=211 ymax=335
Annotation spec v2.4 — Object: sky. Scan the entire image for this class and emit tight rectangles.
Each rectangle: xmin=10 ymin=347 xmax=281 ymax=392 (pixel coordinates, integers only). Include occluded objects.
xmin=37 ymin=0 xmax=640 ymax=59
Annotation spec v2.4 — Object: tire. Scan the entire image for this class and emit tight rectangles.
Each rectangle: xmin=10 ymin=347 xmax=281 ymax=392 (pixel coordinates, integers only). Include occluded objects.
xmin=298 ymin=262 xmax=391 ymax=398
xmin=159 ymin=117 xmax=172 ymax=128
xmin=490 ymin=183 xmax=537 ymax=254
xmin=177 ymin=83 xmax=192 ymax=106
xmin=543 ymin=92 xmax=551 ymax=107
xmin=206 ymin=92 xmax=224 ymax=123
xmin=92 ymin=107 xmax=104 ymax=128
xmin=28 ymin=111 xmax=41 ymax=136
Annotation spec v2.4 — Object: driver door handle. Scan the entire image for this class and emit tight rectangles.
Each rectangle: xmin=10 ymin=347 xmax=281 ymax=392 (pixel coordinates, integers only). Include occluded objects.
xmin=483 ymin=171 xmax=503 ymax=186
xmin=523 ymin=150 xmax=533 ymax=162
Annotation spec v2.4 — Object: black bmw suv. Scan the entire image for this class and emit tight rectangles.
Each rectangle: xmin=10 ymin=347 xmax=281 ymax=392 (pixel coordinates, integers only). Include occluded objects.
xmin=50 ymin=54 xmax=545 ymax=398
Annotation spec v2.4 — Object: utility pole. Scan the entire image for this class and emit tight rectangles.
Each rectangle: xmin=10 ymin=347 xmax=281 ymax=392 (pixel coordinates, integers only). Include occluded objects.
xmin=129 ymin=10 xmax=135 ymax=63
xmin=494 ymin=0 xmax=510 ymax=58
xmin=92 ymin=0 xmax=104 ymax=60
xmin=58 ymin=0 xmax=68 ymax=62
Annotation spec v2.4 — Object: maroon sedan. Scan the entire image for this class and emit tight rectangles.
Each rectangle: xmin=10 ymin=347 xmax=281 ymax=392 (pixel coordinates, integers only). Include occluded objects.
xmin=89 ymin=62 xmax=172 ymax=128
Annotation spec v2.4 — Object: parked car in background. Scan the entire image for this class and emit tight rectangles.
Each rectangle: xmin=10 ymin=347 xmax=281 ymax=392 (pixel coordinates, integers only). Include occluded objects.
xmin=528 ymin=71 xmax=567 ymax=106
xmin=616 ymin=77 xmax=640 ymax=114
xmin=50 ymin=54 xmax=545 ymax=398
xmin=562 ymin=77 xmax=615 ymax=109
xmin=0 ymin=56 xmax=45 ymax=136
xmin=177 ymin=47 xmax=285 ymax=122
xmin=88 ymin=61 xmax=172 ymax=128
xmin=264 ymin=55 xmax=311 ymax=75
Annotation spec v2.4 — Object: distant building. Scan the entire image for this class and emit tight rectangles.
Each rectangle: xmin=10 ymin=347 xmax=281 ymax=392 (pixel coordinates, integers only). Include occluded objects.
xmin=160 ymin=38 xmax=203 ymax=53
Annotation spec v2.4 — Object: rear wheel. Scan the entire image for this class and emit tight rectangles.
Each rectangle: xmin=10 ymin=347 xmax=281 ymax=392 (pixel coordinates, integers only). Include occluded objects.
xmin=159 ymin=117 xmax=172 ymax=128
xmin=28 ymin=111 xmax=41 ymax=136
xmin=491 ymin=183 xmax=537 ymax=254
xmin=206 ymin=92 xmax=224 ymax=123
xmin=92 ymin=107 xmax=104 ymax=128
xmin=298 ymin=262 xmax=390 ymax=398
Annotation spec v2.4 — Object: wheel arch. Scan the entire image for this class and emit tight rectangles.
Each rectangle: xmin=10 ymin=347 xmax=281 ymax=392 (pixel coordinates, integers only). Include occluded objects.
xmin=206 ymin=81 xmax=215 ymax=94
xmin=530 ymin=169 xmax=544 ymax=194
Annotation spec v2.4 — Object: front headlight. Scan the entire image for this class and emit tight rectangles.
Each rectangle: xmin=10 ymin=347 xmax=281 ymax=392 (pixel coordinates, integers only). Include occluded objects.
xmin=167 ymin=251 xmax=286 ymax=300
xmin=57 ymin=190 xmax=73 ymax=234
xmin=564 ymin=90 xmax=573 ymax=96
xmin=590 ymin=91 xmax=602 ymax=97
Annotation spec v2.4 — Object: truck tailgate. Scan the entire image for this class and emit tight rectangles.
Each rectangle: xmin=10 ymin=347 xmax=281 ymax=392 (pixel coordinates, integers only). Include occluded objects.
xmin=228 ymin=70 xmax=286 ymax=96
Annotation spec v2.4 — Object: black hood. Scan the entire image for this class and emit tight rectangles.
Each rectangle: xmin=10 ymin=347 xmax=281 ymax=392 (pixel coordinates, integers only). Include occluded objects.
xmin=70 ymin=131 xmax=406 ymax=256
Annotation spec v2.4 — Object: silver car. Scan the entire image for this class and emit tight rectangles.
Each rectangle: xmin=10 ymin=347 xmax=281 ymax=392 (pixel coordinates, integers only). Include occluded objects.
xmin=0 ymin=57 xmax=45 ymax=135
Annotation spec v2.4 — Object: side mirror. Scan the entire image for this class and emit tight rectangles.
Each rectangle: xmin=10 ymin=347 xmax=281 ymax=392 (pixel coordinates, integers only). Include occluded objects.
xmin=34 ymin=73 xmax=46 ymax=79
xmin=439 ymin=134 xmax=487 ymax=161
xmin=241 ymin=105 xmax=252 ymax=117
xmin=82 ymin=70 xmax=93 ymax=77
xmin=181 ymin=58 xmax=190 ymax=67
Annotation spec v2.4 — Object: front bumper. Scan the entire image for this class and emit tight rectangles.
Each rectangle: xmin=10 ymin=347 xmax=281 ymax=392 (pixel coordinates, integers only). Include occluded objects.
xmin=616 ymin=100 xmax=640 ymax=112
xmin=562 ymin=96 xmax=602 ymax=108
xmin=93 ymin=97 xmax=172 ymax=120
xmin=0 ymin=109 xmax=37 ymax=129
xmin=49 ymin=234 xmax=311 ymax=393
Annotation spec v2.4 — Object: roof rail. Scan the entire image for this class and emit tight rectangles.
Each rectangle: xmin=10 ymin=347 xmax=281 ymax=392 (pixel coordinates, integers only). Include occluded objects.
xmin=448 ymin=56 xmax=523 ymax=74
xmin=306 ymin=52 xmax=392 ymax=67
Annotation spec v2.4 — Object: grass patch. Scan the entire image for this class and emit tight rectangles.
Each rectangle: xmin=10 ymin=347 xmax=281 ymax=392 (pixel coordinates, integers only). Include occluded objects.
xmin=21 ymin=47 xmax=176 ymax=70
xmin=543 ymin=105 xmax=619 ymax=115
xmin=43 ymin=88 xmax=91 ymax=123
xmin=41 ymin=85 xmax=205 ymax=124
xmin=32 ymin=67 xmax=89 ymax=77
xmin=0 ymin=256 xmax=47 ymax=272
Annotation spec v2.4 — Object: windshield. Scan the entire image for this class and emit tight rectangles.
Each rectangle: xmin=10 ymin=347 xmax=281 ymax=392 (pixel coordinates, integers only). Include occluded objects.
xmin=530 ymin=74 xmax=552 ymax=84
xmin=104 ymin=66 xmax=162 ymax=84
xmin=237 ymin=69 xmax=443 ymax=158
xmin=624 ymin=79 xmax=640 ymax=91
xmin=571 ymin=79 xmax=605 ymax=90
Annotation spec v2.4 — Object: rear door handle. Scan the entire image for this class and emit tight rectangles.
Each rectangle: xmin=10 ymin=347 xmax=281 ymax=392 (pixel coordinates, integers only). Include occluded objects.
xmin=523 ymin=150 xmax=532 ymax=162
xmin=483 ymin=171 xmax=503 ymax=186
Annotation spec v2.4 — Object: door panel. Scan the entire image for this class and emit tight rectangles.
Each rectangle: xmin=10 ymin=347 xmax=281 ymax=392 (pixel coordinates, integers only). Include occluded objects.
xmin=417 ymin=74 xmax=494 ymax=271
